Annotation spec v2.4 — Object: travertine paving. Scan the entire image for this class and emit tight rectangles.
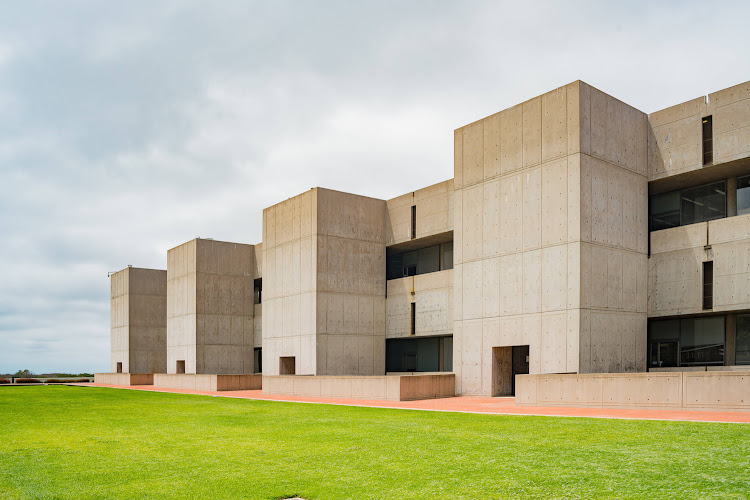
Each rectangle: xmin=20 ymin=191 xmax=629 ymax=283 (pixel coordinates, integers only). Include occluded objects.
xmin=79 ymin=383 xmax=750 ymax=423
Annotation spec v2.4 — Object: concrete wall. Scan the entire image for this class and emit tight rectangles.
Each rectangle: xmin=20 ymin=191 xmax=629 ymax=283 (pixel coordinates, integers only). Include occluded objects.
xmin=315 ymin=188 xmax=387 ymax=375
xmin=386 ymin=270 xmax=453 ymax=338
xmin=387 ymin=179 xmax=454 ymax=246
xmin=649 ymin=213 xmax=750 ymax=316
xmin=453 ymin=81 xmax=648 ymax=395
xmin=110 ymin=267 xmax=167 ymax=374
xmin=154 ymin=374 xmax=261 ymax=391
xmin=263 ymin=373 xmax=455 ymax=401
xmin=578 ymin=83 xmax=649 ymax=374
xmin=167 ymin=239 xmax=255 ymax=374
xmin=262 ymin=188 xmax=387 ymax=376
xmin=517 ymin=371 xmax=750 ymax=411
xmin=94 ymin=373 xmax=154 ymax=385
xmin=649 ymin=80 xmax=750 ymax=181
xmin=262 ymin=189 xmax=318 ymax=375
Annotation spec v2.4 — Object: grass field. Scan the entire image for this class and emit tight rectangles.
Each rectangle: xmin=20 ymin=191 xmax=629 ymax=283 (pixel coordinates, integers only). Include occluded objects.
xmin=0 ymin=386 xmax=749 ymax=499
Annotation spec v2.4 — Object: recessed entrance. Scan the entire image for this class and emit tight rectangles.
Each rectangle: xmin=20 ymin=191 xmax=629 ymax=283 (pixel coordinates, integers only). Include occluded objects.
xmin=116 ymin=362 xmax=122 ymax=374
xmin=491 ymin=345 xmax=530 ymax=396
xmin=279 ymin=356 xmax=296 ymax=375
xmin=176 ymin=360 xmax=185 ymax=374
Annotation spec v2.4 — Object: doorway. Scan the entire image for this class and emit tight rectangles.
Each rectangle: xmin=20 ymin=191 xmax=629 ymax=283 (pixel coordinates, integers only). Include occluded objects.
xmin=279 ymin=356 xmax=296 ymax=375
xmin=491 ymin=345 xmax=529 ymax=396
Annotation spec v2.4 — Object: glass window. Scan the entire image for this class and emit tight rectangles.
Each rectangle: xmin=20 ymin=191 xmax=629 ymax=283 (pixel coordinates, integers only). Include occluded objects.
xmin=738 ymin=175 xmax=750 ymax=216
xmin=417 ymin=246 xmax=440 ymax=275
xmin=648 ymin=317 xmax=725 ymax=367
xmin=386 ymin=253 xmax=403 ymax=280
xmin=442 ymin=242 xmax=453 ymax=270
xmin=680 ymin=317 xmax=725 ymax=366
xmin=650 ymin=192 xmax=680 ymax=231
xmin=649 ymin=181 xmax=727 ymax=231
xmin=681 ymin=181 xmax=726 ymax=226
xmin=737 ymin=315 xmax=750 ymax=365
xmin=387 ymin=243 xmax=452 ymax=280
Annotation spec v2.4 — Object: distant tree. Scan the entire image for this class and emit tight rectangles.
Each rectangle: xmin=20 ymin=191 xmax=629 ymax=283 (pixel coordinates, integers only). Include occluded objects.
xmin=13 ymin=369 xmax=34 ymax=377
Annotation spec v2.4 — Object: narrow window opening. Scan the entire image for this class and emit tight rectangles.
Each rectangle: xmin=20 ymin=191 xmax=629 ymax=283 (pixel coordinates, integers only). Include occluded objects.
xmin=253 ymin=348 xmax=262 ymax=373
xmin=410 ymin=302 xmax=416 ymax=335
xmin=702 ymin=116 xmax=713 ymax=165
xmin=411 ymin=205 xmax=416 ymax=239
xmin=253 ymin=278 xmax=262 ymax=304
xmin=116 ymin=362 xmax=122 ymax=374
xmin=176 ymin=360 xmax=185 ymax=374
xmin=703 ymin=261 xmax=713 ymax=310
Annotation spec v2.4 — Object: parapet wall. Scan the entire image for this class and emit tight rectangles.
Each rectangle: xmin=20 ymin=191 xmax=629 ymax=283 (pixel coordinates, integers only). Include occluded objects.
xmin=94 ymin=373 xmax=154 ymax=385
xmin=154 ymin=374 xmax=262 ymax=391
xmin=516 ymin=372 xmax=750 ymax=411
xmin=263 ymin=374 xmax=455 ymax=401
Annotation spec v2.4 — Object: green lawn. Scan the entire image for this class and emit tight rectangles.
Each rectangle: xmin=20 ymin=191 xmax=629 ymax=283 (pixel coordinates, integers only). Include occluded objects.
xmin=0 ymin=387 xmax=749 ymax=499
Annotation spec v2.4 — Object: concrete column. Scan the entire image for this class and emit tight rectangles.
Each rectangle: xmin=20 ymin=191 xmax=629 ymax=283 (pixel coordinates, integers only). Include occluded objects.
xmin=727 ymin=177 xmax=738 ymax=217
xmin=726 ymin=314 xmax=736 ymax=366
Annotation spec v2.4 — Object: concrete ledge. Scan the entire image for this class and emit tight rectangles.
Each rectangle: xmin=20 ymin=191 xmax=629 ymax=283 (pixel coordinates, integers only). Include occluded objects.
xmin=95 ymin=373 xmax=154 ymax=386
xmin=517 ymin=372 xmax=750 ymax=411
xmin=153 ymin=374 xmax=262 ymax=391
xmin=263 ymin=374 xmax=455 ymax=401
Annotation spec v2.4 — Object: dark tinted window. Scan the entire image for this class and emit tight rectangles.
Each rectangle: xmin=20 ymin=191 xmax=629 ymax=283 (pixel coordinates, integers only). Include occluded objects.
xmin=649 ymin=181 xmax=726 ymax=231
xmin=738 ymin=175 xmax=750 ymax=216
xmin=681 ymin=182 xmax=726 ymax=226
xmin=648 ymin=317 xmax=724 ymax=367
xmin=737 ymin=315 xmax=750 ymax=365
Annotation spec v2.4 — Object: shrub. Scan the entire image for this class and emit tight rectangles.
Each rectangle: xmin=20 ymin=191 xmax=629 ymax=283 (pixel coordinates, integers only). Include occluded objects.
xmin=15 ymin=378 xmax=42 ymax=384
xmin=0 ymin=378 xmax=10 ymax=384
xmin=46 ymin=379 xmax=90 ymax=384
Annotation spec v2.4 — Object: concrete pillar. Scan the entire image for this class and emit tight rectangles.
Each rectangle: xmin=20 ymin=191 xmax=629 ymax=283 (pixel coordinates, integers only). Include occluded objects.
xmin=726 ymin=314 xmax=736 ymax=366
xmin=727 ymin=177 xmax=738 ymax=217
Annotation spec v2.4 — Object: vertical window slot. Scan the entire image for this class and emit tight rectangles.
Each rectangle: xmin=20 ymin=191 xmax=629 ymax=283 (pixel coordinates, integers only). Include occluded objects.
xmin=702 ymin=116 xmax=713 ymax=165
xmin=410 ymin=302 xmax=416 ymax=335
xmin=703 ymin=261 xmax=713 ymax=310
xmin=411 ymin=205 xmax=416 ymax=239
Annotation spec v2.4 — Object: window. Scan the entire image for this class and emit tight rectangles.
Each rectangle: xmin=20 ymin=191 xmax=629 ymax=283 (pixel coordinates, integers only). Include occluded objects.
xmin=176 ymin=360 xmax=185 ymax=374
xmin=681 ymin=182 xmax=726 ymax=226
xmin=387 ymin=242 xmax=454 ymax=280
xmin=410 ymin=302 xmax=416 ymax=335
xmin=442 ymin=241 xmax=453 ymax=270
xmin=703 ymin=261 xmax=713 ymax=310
xmin=702 ymin=116 xmax=713 ymax=165
xmin=649 ymin=181 xmax=726 ymax=231
xmin=650 ymin=191 xmax=680 ymax=231
xmin=738 ymin=175 xmax=750 ymax=215
xmin=680 ymin=317 xmax=724 ymax=366
xmin=116 ymin=362 xmax=122 ymax=374
xmin=737 ymin=315 xmax=750 ymax=365
xmin=253 ymin=278 xmax=262 ymax=304
xmin=253 ymin=348 xmax=262 ymax=373
xmin=648 ymin=317 xmax=725 ymax=367
xmin=411 ymin=205 xmax=417 ymax=239
xmin=385 ymin=336 xmax=452 ymax=372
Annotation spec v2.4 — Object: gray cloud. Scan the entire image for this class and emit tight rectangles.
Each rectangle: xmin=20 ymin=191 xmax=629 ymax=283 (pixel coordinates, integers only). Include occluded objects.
xmin=0 ymin=0 xmax=748 ymax=373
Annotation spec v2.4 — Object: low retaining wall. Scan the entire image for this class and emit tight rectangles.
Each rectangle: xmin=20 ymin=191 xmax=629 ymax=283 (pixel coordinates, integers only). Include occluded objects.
xmin=153 ymin=374 xmax=262 ymax=391
xmin=94 ymin=373 xmax=154 ymax=386
xmin=516 ymin=372 xmax=750 ymax=411
xmin=263 ymin=374 xmax=455 ymax=401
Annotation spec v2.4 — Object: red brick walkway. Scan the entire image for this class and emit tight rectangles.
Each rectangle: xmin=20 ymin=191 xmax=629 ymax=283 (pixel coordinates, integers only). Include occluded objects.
xmin=78 ymin=384 xmax=750 ymax=423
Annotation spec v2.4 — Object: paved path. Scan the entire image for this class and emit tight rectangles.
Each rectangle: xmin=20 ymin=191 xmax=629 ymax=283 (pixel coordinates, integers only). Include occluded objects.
xmin=78 ymin=383 xmax=750 ymax=424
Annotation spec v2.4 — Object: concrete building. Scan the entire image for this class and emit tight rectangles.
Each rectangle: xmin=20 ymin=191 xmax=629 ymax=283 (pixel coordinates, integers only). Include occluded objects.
xmin=166 ymin=238 xmax=257 ymax=375
xmin=104 ymin=79 xmax=750 ymax=400
xmin=109 ymin=267 xmax=167 ymax=374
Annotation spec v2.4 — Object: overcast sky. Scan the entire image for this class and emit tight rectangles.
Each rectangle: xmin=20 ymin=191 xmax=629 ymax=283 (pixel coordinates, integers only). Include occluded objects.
xmin=1 ymin=1 xmax=748 ymax=374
